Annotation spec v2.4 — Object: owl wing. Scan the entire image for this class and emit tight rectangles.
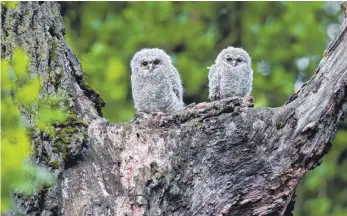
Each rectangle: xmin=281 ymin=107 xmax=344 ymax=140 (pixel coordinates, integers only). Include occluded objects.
xmin=208 ymin=64 xmax=221 ymax=101
xmin=170 ymin=67 xmax=184 ymax=102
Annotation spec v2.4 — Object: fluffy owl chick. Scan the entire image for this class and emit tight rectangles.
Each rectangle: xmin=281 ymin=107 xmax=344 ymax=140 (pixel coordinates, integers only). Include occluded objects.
xmin=208 ymin=46 xmax=253 ymax=101
xmin=130 ymin=48 xmax=184 ymax=114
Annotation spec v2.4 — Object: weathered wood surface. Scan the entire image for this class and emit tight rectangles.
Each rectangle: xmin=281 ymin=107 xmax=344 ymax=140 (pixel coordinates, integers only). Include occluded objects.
xmin=1 ymin=2 xmax=346 ymax=216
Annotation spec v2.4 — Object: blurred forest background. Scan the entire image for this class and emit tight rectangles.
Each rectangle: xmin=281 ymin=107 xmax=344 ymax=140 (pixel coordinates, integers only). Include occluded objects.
xmin=1 ymin=1 xmax=346 ymax=215
xmin=60 ymin=2 xmax=346 ymax=215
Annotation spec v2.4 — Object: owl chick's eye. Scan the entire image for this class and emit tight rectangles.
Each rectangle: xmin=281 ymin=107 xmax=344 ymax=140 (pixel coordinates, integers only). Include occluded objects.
xmin=142 ymin=61 xmax=148 ymax=66
xmin=237 ymin=58 xmax=243 ymax=63
xmin=226 ymin=57 xmax=232 ymax=62
xmin=153 ymin=59 xmax=160 ymax=65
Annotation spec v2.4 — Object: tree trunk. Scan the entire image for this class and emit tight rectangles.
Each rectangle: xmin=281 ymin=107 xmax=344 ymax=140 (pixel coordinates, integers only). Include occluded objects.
xmin=2 ymin=2 xmax=347 ymax=216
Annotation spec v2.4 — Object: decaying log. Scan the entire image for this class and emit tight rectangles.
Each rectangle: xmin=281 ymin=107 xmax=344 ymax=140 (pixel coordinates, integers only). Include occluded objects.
xmin=1 ymin=2 xmax=346 ymax=216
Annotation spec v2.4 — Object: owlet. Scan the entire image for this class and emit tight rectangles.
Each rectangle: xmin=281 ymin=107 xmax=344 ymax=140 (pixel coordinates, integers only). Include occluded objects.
xmin=208 ymin=46 xmax=253 ymax=101
xmin=130 ymin=48 xmax=184 ymax=114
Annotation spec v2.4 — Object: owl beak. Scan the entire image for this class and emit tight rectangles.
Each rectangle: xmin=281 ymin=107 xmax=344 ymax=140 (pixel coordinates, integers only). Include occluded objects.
xmin=148 ymin=63 xmax=154 ymax=71
xmin=232 ymin=60 xmax=237 ymax=67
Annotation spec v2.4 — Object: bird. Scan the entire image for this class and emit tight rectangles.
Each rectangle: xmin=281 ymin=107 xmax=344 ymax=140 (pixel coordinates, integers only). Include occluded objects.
xmin=208 ymin=46 xmax=253 ymax=101
xmin=130 ymin=48 xmax=184 ymax=114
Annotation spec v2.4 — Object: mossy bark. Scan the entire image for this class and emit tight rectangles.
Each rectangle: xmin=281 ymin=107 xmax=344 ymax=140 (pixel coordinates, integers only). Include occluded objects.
xmin=1 ymin=2 xmax=103 ymax=215
xmin=2 ymin=2 xmax=347 ymax=216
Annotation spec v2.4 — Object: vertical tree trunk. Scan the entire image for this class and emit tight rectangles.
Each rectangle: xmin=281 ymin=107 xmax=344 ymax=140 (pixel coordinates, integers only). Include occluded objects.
xmin=1 ymin=2 xmax=347 ymax=216
xmin=2 ymin=2 xmax=104 ymax=215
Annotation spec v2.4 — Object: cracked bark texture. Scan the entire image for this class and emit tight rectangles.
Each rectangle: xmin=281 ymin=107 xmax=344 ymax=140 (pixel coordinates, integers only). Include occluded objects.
xmin=1 ymin=2 xmax=347 ymax=216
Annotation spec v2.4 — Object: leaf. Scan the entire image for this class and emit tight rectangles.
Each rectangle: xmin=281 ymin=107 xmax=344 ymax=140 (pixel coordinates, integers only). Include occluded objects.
xmin=1 ymin=60 xmax=12 ymax=91
xmin=15 ymin=76 xmax=41 ymax=105
xmin=12 ymin=47 xmax=30 ymax=81
xmin=2 ymin=1 xmax=18 ymax=9
xmin=36 ymin=104 xmax=68 ymax=130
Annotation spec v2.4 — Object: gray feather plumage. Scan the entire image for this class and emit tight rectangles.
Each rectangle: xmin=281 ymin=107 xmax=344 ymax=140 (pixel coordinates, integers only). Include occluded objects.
xmin=208 ymin=46 xmax=253 ymax=101
xmin=130 ymin=48 xmax=184 ymax=113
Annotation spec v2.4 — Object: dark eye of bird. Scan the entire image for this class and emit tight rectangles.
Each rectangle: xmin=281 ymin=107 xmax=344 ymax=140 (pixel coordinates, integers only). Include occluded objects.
xmin=237 ymin=58 xmax=243 ymax=62
xmin=226 ymin=57 xmax=232 ymax=62
xmin=142 ymin=61 xmax=148 ymax=66
xmin=153 ymin=59 xmax=160 ymax=65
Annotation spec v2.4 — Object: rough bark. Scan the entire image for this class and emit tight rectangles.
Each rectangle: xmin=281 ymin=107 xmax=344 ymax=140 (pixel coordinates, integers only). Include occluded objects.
xmin=1 ymin=2 xmax=347 ymax=216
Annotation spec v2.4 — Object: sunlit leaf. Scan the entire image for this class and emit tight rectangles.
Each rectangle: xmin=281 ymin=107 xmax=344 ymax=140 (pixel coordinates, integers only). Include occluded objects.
xmin=16 ymin=76 xmax=41 ymax=105
xmin=12 ymin=47 xmax=30 ymax=81
xmin=36 ymin=104 xmax=68 ymax=130
xmin=1 ymin=60 xmax=12 ymax=91
xmin=1 ymin=47 xmax=57 ymax=213
xmin=2 ymin=1 xmax=18 ymax=9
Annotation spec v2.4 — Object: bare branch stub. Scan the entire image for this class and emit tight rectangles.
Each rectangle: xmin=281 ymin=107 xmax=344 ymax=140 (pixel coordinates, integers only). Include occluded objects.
xmin=342 ymin=1 xmax=347 ymax=17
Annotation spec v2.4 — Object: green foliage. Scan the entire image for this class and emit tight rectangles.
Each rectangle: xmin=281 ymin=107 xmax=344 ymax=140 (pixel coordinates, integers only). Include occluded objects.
xmin=1 ymin=47 xmax=67 ymax=213
xmin=61 ymin=2 xmax=346 ymax=215
xmin=242 ymin=1 xmax=335 ymax=107
xmin=1 ymin=1 xmax=18 ymax=9
xmin=295 ymin=130 xmax=347 ymax=215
